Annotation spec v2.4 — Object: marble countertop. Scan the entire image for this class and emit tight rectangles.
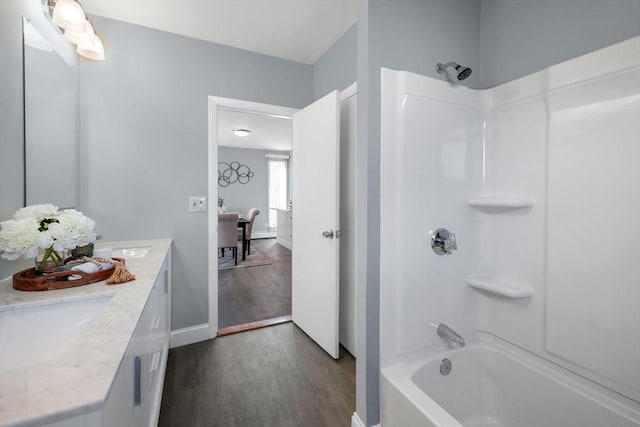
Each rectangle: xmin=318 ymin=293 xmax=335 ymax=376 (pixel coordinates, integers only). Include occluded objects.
xmin=0 ymin=239 xmax=172 ymax=426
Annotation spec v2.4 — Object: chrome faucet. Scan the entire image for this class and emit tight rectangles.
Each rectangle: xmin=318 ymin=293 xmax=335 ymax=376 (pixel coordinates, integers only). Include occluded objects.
xmin=431 ymin=228 xmax=457 ymax=255
xmin=436 ymin=323 xmax=465 ymax=347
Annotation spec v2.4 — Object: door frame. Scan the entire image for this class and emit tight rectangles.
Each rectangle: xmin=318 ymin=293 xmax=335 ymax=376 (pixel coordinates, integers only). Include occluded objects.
xmin=207 ymin=96 xmax=298 ymax=339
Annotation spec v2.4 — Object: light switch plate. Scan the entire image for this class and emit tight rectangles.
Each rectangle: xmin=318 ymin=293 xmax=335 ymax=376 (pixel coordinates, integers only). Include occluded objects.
xmin=189 ymin=197 xmax=207 ymax=212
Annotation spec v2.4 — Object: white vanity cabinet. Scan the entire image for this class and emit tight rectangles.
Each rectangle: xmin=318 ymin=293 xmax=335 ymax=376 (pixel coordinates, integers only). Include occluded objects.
xmin=103 ymin=252 xmax=171 ymax=427
xmin=0 ymin=239 xmax=173 ymax=427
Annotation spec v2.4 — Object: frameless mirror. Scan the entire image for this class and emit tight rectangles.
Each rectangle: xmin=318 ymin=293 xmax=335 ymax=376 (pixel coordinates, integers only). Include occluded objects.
xmin=23 ymin=17 xmax=79 ymax=208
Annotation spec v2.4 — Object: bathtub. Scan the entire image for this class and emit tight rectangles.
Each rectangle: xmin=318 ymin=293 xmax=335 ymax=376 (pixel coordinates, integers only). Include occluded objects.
xmin=381 ymin=333 xmax=640 ymax=427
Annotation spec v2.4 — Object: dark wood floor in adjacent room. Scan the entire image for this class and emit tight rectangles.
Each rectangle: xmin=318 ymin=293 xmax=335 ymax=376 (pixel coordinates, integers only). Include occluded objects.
xmin=159 ymin=323 xmax=356 ymax=427
xmin=218 ymin=238 xmax=291 ymax=329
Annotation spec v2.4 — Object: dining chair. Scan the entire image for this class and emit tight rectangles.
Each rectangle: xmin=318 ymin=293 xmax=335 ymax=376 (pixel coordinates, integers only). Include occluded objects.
xmin=218 ymin=212 xmax=239 ymax=265
xmin=239 ymin=208 xmax=260 ymax=255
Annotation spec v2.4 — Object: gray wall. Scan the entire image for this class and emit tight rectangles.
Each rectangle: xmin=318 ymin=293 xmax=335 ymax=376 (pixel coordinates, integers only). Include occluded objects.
xmin=313 ymin=24 xmax=358 ymax=100
xmin=218 ymin=147 xmax=290 ymax=234
xmin=79 ymin=16 xmax=312 ymax=330
xmin=479 ymin=0 xmax=640 ymax=89
xmin=368 ymin=1 xmax=482 ymax=88
xmin=0 ymin=1 xmax=30 ymax=280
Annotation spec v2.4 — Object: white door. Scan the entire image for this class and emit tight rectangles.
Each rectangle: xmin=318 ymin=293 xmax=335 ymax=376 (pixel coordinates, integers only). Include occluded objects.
xmin=292 ymin=90 xmax=341 ymax=359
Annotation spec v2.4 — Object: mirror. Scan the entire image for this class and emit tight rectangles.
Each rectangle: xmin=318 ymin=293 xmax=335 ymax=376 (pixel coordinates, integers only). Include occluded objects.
xmin=23 ymin=17 xmax=79 ymax=208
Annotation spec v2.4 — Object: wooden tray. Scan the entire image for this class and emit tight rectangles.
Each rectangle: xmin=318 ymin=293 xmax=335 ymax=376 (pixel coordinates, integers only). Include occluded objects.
xmin=13 ymin=258 xmax=125 ymax=292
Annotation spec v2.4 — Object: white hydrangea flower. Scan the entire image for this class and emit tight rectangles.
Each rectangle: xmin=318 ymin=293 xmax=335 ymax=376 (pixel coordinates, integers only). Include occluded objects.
xmin=0 ymin=218 xmax=40 ymax=260
xmin=37 ymin=230 xmax=55 ymax=250
xmin=48 ymin=209 xmax=97 ymax=251
xmin=0 ymin=205 xmax=96 ymax=262
xmin=14 ymin=204 xmax=59 ymax=222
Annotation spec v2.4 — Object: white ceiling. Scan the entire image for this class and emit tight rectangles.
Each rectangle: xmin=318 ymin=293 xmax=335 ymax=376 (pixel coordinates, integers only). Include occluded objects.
xmin=218 ymin=108 xmax=292 ymax=151
xmin=81 ymin=0 xmax=357 ymax=64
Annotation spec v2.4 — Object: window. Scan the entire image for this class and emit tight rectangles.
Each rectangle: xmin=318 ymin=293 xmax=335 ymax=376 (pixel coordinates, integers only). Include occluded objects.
xmin=267 ymin=155 xmax=289 ymax=230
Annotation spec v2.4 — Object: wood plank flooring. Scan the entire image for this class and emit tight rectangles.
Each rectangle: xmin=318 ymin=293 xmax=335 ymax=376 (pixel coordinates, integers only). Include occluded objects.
xmin=159 ymin=323 xmax=356 ymax=427
xmin=218 ymin=238 xmax=291 ymax=329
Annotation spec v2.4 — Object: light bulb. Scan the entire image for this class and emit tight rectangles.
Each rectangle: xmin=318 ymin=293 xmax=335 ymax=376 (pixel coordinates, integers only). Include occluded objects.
xmin=64 ymin=20 xmax=94 ymax=45
xmin=52 ymin=0 xmax=87 ymax=33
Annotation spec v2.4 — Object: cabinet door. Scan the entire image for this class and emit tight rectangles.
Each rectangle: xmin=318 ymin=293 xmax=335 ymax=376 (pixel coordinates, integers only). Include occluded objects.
xmin=148 ymin=283 xmax=165 ymax=393
xmin=132 ymin=287 xmax=156 ymax=427
xmin=102 ymin=349 xmax=134 ymax=426
xmin=149 ymin=259 xmax=170 ymax=426
xmin=102 ymin=251 xmax=171 ymax=427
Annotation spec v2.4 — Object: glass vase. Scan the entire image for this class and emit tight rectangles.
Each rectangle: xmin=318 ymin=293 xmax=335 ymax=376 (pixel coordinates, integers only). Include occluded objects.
xmin=35 ymin=247 xmax=65 ymax=272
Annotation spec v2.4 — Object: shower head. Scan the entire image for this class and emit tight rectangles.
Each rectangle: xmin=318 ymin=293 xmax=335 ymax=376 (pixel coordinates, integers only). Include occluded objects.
xmin=456 ymin=66 xmax=472 ymax=80
xmin=436 ymin=62 xmax=472 ymax=81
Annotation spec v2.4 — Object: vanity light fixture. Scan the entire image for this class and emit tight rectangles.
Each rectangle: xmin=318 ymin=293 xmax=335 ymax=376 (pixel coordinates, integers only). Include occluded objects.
xmin=43 ymin=0 xmax=105 ymax=61
xmin=233 ymin=128 xmax=252 ymax=137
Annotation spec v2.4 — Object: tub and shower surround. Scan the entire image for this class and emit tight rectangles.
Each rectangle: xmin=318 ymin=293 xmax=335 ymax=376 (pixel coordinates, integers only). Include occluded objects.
xmin=380 ymin=36 xmax=640 ymax=426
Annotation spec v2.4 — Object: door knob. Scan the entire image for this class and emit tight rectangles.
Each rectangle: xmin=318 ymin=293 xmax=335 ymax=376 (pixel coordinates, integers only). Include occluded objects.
xmin=431 ymin=228 xmax=457 ymax=255
xmin=322 ymin=230 xmax=334 ymax=239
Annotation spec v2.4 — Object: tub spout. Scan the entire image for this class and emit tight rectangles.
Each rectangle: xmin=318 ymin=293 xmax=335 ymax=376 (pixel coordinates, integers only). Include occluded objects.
xmin=436 ymin=323 xmax=465 ymax=347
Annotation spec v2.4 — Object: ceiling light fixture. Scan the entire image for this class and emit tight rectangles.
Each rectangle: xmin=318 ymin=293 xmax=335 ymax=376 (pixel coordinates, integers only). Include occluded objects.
xmin=43 ymin=0 xmax=105 ymax=61
xmin=233 ymin=129 xmax=251 ymax=137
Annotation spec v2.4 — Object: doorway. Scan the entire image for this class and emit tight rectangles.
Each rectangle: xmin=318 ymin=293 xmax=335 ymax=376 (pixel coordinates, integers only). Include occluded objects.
xmin=209 ymin=98 xmax=297 ymax=336
xmin=207 ymin=89 xmax=357 ymax=358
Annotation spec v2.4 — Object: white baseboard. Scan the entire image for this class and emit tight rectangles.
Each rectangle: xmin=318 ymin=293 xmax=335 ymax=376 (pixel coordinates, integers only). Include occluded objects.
xmin=276 ymin=238 xmax=292 ymax=250
xmin=253 ymin=231 xmax=276 ymax=239
xmin=352 ymin=413 xmax=373 ymax=427
xmin=170 ymin=323 xmax=211 ymax=348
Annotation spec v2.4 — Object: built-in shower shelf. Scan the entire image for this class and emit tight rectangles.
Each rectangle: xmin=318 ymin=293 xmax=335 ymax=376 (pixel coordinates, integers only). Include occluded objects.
xmin=467 ymin=196 xmax=534 ymax=209
xmin=466 ymin=275 xmax=534 ymax=299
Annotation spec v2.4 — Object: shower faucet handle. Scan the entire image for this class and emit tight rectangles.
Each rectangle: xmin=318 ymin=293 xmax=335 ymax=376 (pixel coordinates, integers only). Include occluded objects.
xmin=431 ymin=228 xmax=457 ymax=255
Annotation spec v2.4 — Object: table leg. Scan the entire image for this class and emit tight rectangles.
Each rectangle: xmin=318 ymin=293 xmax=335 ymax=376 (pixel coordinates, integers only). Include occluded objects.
xmin=242 ymin=224 xmax=247 ymax=261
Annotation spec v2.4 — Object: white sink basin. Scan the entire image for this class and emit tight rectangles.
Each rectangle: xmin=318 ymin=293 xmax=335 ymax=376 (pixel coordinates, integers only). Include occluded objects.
xmin=0 ymin=294 xmax=112 ymax=371
xmin=110 ymin=245 xmax=151 ymax=259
